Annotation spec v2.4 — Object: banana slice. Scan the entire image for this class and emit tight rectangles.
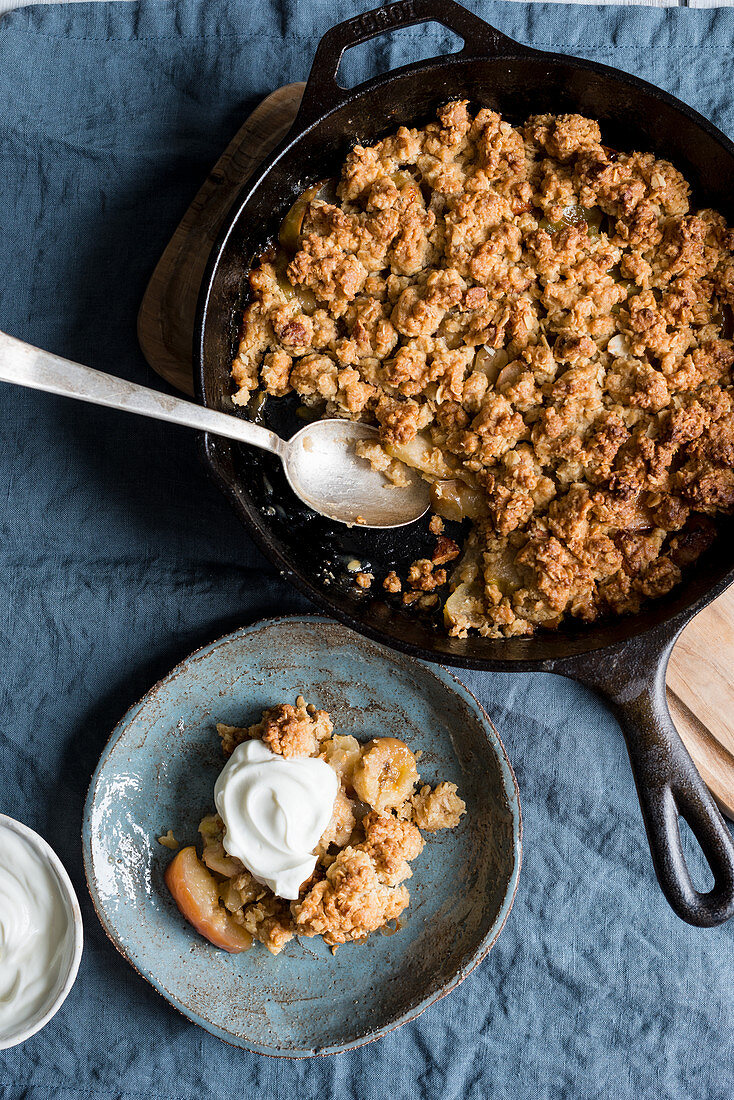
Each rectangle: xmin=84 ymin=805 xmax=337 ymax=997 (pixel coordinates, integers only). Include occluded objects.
xmin=352 ymin=738 xmax=419 ymax=812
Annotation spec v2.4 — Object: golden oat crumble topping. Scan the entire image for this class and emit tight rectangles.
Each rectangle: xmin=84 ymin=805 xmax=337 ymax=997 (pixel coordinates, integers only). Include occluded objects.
xmin=411 ymin=782 xmax=466 ymax=831
xmin=172 ymin=701 xmax=465 ymax=954
xmin=232 ymin=103 xmax=734 ymax=637
xmin=217 ymin=696 xmax=333 ymax=759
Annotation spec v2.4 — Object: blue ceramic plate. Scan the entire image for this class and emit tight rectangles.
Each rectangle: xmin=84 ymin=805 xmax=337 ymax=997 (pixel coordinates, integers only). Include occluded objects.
xmin=83 ymin=616 xmax=521 ymax=1056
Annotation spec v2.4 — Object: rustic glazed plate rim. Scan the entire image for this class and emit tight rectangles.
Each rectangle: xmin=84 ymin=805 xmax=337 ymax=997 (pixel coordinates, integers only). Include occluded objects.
xmin=82 ymin=614 xmax=522 ymax=1056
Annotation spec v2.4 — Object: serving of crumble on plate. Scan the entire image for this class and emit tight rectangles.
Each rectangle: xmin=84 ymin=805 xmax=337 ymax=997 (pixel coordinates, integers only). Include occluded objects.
xmin=165 ymin=697 xmax=466 ymax=954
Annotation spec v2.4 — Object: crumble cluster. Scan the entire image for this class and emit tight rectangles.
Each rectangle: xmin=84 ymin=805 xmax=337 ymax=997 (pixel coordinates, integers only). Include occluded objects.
xmin=232 ymin=103 xmax=734 ymax=636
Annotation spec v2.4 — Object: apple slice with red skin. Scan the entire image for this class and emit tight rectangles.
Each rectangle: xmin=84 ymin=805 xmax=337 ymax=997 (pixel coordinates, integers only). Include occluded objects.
xmin=165 ymin=846 xmax=253 ymax=953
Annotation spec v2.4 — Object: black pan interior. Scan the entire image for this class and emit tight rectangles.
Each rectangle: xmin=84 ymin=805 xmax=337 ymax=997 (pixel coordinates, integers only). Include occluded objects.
xmin=198 ymin=50 xmax=734 ymax=669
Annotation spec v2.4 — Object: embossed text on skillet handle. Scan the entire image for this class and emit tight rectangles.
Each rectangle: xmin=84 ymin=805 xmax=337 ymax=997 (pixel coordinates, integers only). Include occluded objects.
xmin=295 ymin=0 xmax=537 ymax=131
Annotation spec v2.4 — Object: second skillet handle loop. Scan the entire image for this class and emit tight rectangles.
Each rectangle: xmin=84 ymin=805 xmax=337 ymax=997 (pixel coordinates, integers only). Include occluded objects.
xmin=571 ymin=629 xmax=734 ymax=927
xmin=295 ymin=0 xmax=533 ymax=130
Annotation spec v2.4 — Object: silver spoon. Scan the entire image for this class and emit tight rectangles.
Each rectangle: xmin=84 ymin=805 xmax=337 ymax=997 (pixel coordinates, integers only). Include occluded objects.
xmin=0 ymin=332 xmax=430 ymax=528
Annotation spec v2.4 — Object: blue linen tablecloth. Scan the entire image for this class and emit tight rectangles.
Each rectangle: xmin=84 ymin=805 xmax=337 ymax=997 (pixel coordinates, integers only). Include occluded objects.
xmin=1 ymin=0 xmax=734 ymax=1095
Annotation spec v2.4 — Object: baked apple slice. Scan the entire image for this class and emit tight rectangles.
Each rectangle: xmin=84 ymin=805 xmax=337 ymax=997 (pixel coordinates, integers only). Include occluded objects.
xmin=164 ymin=846 xmax=252 ymax=953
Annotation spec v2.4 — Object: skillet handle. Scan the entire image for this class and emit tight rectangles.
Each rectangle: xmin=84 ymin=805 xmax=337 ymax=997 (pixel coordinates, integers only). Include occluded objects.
xmin=569 ymin=628 xmax=734 ymax=926
xmin=295 ymin=0 xmax=534 ymax=130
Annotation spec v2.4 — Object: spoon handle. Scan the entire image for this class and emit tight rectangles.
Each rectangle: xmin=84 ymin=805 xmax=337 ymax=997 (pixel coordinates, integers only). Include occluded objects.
xmin=0 ymin=331 xmax=285 ymax=457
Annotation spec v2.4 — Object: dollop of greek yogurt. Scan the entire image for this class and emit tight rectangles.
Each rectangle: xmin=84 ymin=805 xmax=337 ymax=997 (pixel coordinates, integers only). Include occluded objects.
xmin=214 ymin=739 xmax=338 ymax=900
xmin=0 ymin=828 xmax=74 ymax=1045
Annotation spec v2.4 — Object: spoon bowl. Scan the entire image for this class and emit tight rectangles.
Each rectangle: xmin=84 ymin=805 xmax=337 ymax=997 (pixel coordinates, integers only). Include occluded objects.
xmin=283 ymin=419 xmax=430 ymax=528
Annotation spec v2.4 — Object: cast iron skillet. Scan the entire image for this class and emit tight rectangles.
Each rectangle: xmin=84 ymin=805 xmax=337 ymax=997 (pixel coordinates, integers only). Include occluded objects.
xmin=196 ymin=0 xmax=734 ymax=926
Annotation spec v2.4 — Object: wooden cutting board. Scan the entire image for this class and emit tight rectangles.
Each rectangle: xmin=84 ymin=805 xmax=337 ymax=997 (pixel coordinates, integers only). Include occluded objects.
xmin=137 ymin=83 xmax=734 ymax=819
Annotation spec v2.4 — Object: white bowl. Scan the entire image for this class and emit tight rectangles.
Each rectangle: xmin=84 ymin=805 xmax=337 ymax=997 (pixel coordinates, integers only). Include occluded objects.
xmin=0 ymin=814 xmax=84 ymax=1049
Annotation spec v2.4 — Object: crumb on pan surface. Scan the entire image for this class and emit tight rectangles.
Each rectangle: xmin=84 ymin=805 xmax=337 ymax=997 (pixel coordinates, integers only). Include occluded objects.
xmin=169 ymin=701 xmax=465 ymax=954
xmin=232 ymin=103 xmax=734 ymax=637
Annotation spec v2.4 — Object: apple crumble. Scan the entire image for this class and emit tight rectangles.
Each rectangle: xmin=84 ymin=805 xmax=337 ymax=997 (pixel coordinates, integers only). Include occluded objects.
xmin=165 ymin=698 xmax=465 ymax=954
xmin=231 ymin=103 xmax=734 ymax=637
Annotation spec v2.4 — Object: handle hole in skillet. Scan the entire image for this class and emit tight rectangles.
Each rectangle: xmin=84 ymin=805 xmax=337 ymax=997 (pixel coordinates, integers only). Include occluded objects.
xmin=678 ymin=815 xmax=716 ymax=894
xmin=336 ymin=23 xmax=463 ymax=89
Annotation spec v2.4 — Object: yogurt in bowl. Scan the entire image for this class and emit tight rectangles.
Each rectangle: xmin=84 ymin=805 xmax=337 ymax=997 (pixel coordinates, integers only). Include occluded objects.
xmin=0 ymin=815 xmax=83 ymax=1049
